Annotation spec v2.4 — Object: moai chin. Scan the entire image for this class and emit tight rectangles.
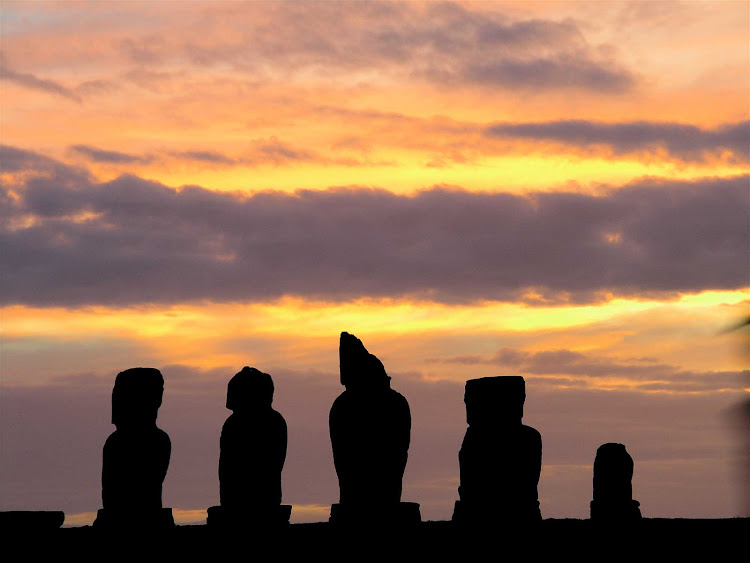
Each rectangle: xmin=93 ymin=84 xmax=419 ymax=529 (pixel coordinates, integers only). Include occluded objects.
xmin=94 ymin=367 xmax=173 ymax=529
xmin=590 ymin=443 xmax=642 ymax=521
xmin=208 ymin=366 xmax=291 ymax=527
xmin=453 ymin=376 xmax=542 ymax=523
xmin=328 ymin=332 xmax=420 ymax=525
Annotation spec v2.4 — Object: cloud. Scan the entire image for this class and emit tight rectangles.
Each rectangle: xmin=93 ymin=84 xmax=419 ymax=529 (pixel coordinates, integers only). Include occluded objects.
xmin=486 ymin=120 xmax=750 ymax=163
xmin=3 ymin=2 xmax=635 ymax=95
xmin=0 ymin=56 xmax=82 ymax=103
xmin=450 ymin=53 xmax=634 ymax=93
xmin=430 ymin=347 xmax=747 ymax=393
xmin=1 ymin=145 xmax=71 ymax=175
xmin=63 ymin=117 xmax=750 ymax=173
xmin=169 ymin=151 xmax=236 ymax=165
xmin=170 ymin=138 xmax=321 ymax=167
xmin=70 ymin=145 xmax=153 ymax=165
xmin=70 ymin=138 xmax=357 ymax=169
xmin=1 ymin=146 xmax=747 ymax=307
xmin=253 ymin=137 xmax=315 ymax=164
xmin=199 ymin=2 xmax=636 ymax=93
xmin=0 ymin=55 xmax=114 ymax=102
xmin=307 ymin=107 xmax=748 ymax=165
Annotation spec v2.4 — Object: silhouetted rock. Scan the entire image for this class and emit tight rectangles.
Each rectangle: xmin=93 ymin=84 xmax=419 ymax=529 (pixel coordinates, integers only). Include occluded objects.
xmin=590 ymin=443 xmax=642 ymax=521
xmin=208 ymin=366 xmax=290 ymax=528
xmin=453 ymin=376 xmax=542 ymax=523
xmin=207 ymin=505 xmax=292 ymax=528
xmin=328 ymin=501 xmax=422 ymax=527
xmin=329 ymin=332 xmax=419 ymax=525
xmin=0 ymin=511 xmax=65 ymax=531
xmin=94 ymin=367 xmax=173 ymax=530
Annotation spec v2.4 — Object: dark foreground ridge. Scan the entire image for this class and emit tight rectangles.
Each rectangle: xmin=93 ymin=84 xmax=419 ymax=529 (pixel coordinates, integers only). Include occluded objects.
xmin=2 ymin=518 xmax=747 ymax=561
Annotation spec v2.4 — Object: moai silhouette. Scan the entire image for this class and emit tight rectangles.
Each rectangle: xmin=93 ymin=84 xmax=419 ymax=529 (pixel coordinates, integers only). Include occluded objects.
xmin=94 ymin=367 xmax=173 ymax=529
xmin=453 ymin=376 xmax=542 ymax=523
xmin=208 ymin=367 xmax=291 ymax=527
xmin=329 ymin=332 xmax=420 ymax=525
xmin=590 ymin=443 xmax=642 ymax=521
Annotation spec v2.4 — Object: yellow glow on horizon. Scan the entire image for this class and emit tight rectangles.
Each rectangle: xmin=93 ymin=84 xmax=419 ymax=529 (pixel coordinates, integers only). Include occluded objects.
xmin=61 ymin=505 xmax=333 ymax=526
xmin=61 ymin=511 xmax=97 ymax=528
xmin=3 ymin=290 xmax=746 ymax=382
xmin=5 ymin=290 xmax=746 ymax=340
xmin=288 ymin=504 xmax=331 ymax=523
xmin=75 ymin=155 xmax=748 ymax=196
xmin=172 ymin=509 xmax=207 ymax=525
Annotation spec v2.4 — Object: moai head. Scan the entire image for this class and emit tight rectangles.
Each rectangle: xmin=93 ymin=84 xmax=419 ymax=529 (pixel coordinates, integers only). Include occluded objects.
xmin=226 ymin=366 xmax=274 ymax=412
xmin=593 ymin=443 xmax=634 ymax=502
xmin=339 ymin=332 xmax=390 ymax=391
xmin=111 ymin=367 xmax=164 ymax=428
xmin=464 ymin=376 xmax=525 ymax=427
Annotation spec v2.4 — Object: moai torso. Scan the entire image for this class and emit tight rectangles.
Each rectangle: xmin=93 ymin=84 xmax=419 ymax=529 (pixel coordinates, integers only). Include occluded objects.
xmin=101 ymin=367 xmax=171 ymax=515
xmin=458 ymin=423 xmax=541 ymax=507
xmin=456 ymin=376 xmax=542 ymax=521
xmin=329 ymin=332 xmax=411 ymax=505
xmin=103 ymin=426 xmax=170 ymax=512
xmin=219 ymin=367 xmax=287 ymax=508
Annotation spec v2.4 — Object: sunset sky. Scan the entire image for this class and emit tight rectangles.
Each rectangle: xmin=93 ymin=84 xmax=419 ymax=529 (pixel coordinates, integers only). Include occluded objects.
xmin=1 ymin=1 xmax=748 ymax=525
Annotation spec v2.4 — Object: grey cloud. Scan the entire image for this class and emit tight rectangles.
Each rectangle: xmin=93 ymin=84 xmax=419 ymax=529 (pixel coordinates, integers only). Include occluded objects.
xmin=171 ymin=140 xmax=318 ymax=166
xmin=71 ymin=145 xmax=153 ymax=164
xmin=0 ymin=55 xmax=113 ymax=101
xmin=140 ymin=2 xmax=635 ymax=93
xmin=1 ymin=146 xmax=747 ymax=307
xmin=1 ymin=144 xmax=70 ymax=174
xmin=69 ymin=139 xmax=331 ymax=168
xmin=304 ymin=107 xmax=746 ymax=164
xmin=0 ymin=145 xmax=91 ymax=200
xmin=431 ymin=347 xmax=748 ymax=393
xmin=457 ymin=54 xmax=634 ymax=93
xmin=486 ymin=120 xmax=750 ymax=162
xmin=255 ymin=138 xmax=315 ymax=163
xmin=0 ymin=57 xmax=82 ymax=102
xmin=169 ymin=151 xmax=236 ymax=165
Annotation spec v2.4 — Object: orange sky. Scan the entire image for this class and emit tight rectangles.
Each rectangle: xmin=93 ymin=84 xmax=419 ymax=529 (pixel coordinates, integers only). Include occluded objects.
xmin=1 ymin=1 xmax=748 ymax=523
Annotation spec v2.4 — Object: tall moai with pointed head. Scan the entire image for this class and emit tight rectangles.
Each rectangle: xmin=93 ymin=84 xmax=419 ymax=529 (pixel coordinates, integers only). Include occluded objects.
xmin=329 ymin=332 xmax=420 ymax=524
xmin=590 ymin=443 xmax=642 ymax=521
xmin=208 ymin=366 xmax=291 ymax=527
xmin=453 ymin=376 xmax=542 ymax=523
xmin=95 ymin=367 xmax=173 ymax=529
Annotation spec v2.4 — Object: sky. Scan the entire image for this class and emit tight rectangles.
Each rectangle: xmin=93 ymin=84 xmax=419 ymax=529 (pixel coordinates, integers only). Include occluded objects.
xmin=1 ymin=0 xmax=748 ymax=525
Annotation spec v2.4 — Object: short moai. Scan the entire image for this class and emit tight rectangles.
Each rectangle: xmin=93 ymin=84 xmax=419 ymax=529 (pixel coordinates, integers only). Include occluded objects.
xmin=590 ymin=443 xmax=642 ymax=521
xmin=329 ymin=332 xmax=420 ymax=525
xmin=94 ymin=367 xmax=173 ymax=529
xmin=453 ymin=376 xmax=542 ymax=523
xmin=208 ymin=366 xmax=291 ymax=527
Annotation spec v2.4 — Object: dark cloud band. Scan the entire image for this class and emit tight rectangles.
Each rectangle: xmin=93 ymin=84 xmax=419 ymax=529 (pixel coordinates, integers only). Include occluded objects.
xmin=1 ymin=146 xmax=747 ymax=307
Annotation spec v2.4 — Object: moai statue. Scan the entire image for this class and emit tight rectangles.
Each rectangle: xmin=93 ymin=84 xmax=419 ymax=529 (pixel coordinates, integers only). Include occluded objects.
xmin=590 ymin=443 xmax=642 ymax=521
xmin=453 ymin=376 xmax=542 ymax=523
xmin=94 ymin=367 xmax=173 ymax=529
xmin=208 ymin=367 xmax=291 ymax=527
xmin=329 ymin=332 xmax=420 ymax=525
